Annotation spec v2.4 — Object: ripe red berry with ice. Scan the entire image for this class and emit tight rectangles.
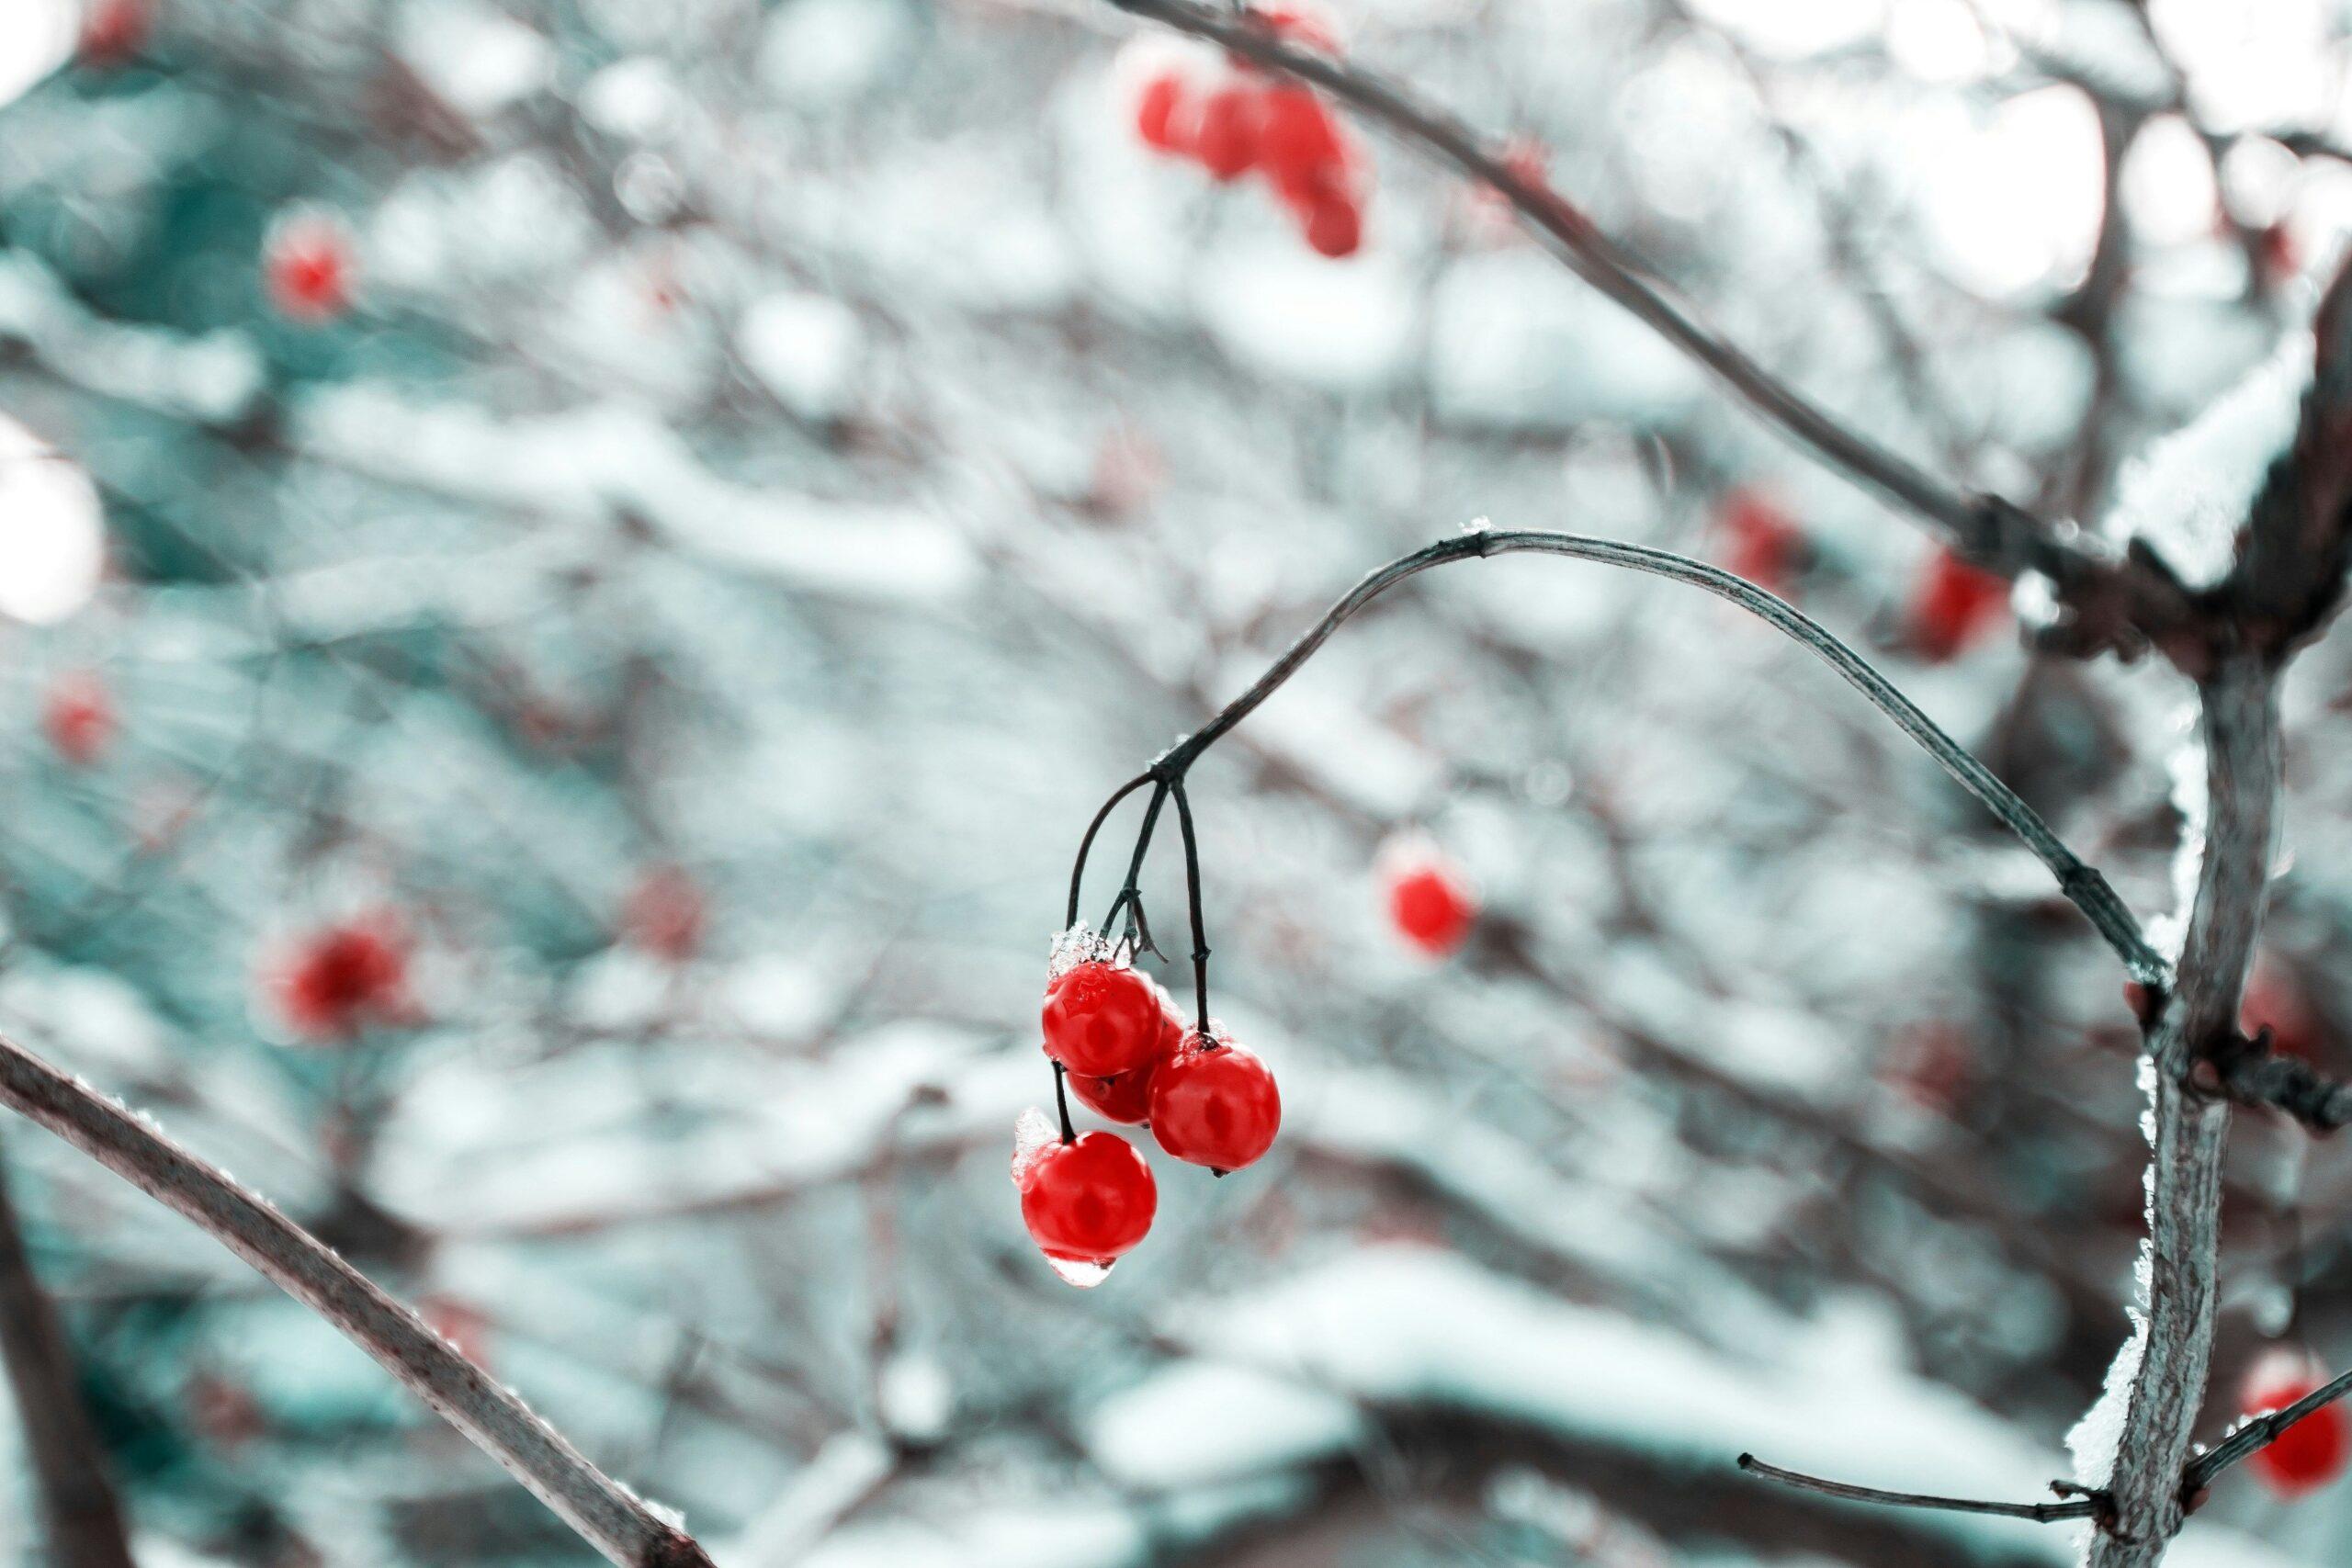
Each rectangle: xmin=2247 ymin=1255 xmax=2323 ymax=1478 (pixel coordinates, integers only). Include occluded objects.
xmin=42 ymin=670 xmax=115 ymax=767
xmin=1908 ymin=547 xmax=2008 ymax=662
xmin=265 ymin=212 xmax=356 ymax=324
xmin=1381 ymin=838 xmax=1478 ymax=958
xmin=1043 ymin=953 xmax=1167 ymax=1077
xmin=1148 ymin=1029 xmax=1282 ymax=1173
xmin=1012 ymin=1112 xmax=1158 ymax=1286
xmin=2241 ymin=1352 xmax=2351 ymax=1497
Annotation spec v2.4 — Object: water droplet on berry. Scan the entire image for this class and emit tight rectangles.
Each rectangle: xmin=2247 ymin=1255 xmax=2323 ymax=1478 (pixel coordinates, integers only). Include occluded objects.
xmin=1045 ymin=1255 xmax=1113 ymax=1289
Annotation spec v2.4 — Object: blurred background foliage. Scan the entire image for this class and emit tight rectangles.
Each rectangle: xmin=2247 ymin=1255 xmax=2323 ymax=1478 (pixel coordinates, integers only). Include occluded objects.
xmin=2 ymin=0 xmax=2352 ymax=1564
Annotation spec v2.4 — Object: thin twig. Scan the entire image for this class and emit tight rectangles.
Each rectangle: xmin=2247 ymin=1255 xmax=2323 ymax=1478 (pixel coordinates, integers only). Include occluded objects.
xmin=0 ymin=1140 xmax=136 ymax=1568
xmin=1736 ymin=1453 xmax=2102 ymax=1524
xmin=2185 ymin=1364 xmax=2352 ymax=1493
xmin=1143 ymin=528 xmax=2165 ymax=983
xmin=0 ymin=1031 xmax=716 ymax=1568
xmin=1102 ymin=0 xmax=2191 ymax=658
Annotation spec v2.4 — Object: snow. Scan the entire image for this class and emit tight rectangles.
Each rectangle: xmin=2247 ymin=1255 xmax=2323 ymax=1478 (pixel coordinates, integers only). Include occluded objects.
xmin=739 ymin=292 xmax=865 ymax=423
xmin=397 ymin=0 xmax=552 ymax=118
xmin=1083 ymin=1361 xmax=1361 ymax=1490
xmin=294 ymin=389 xmax=977 ymax=604
xmin=0 ymin=250 xmax=263 ymax=425
xmin=1193 ymin=242 xmax=1418 ymax=392
xmin=2105 ymin=328 xmax=2311 ymax=589
xmin=0 ymin=411 xmax=102 ymax=625
xmin=0 ymin=0 xmax=73 ymax=113
xmin=1429 ymin=250 xmax=1703 ymax=429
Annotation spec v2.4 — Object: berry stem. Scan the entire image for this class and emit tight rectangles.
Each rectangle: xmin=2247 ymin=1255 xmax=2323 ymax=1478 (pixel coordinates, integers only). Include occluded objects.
xmin=1053 ymin=1061 xmax=1076 ymax=1145
xmin=1169 ymin=776 xmax=1213 ymax=1038
xmin=1100 ymin=780 xmax=1172 ymax=949
xmin=2185 ymin=1362 xmax=2352 ymax=1493
xmin=1066 ymin=771 xmax=1155 ymax=930
xmin=1736 ymin=1454 xmax=2104 ymax=1525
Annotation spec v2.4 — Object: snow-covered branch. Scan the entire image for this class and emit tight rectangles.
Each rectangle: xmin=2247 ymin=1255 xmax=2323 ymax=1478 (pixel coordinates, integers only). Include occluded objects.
xmin=0 ymin=1031 xmax=717 ymax=1568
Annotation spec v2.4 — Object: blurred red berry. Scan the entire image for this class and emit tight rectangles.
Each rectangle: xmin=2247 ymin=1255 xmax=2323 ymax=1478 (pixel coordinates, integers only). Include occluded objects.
xmin=265 ymin=213 xmax=356 ymax=324
xmin=423 ymin=1294 xmax=494 ymax=1366
xmin=1301 ymin=191 xmax=1363 ymax=258
xmin=1190 ymin=85 xmax=1263 ymax=181
xmin=1136 ymin=70 xmax=1190 ymax=152
xmin=623 ymin=863 xmax=706 ymax=964
xmin=2243 ymin=959 xmax=2324 ymax=1060
xmin=1719 ymin=488 xmax=1804 ymax=596
xmin=1259 ymin=86 xmax=1341 ymax=188
xmin=41 ymin=670 xmax=114 ymax=767
xmin=272 ymin=917 xmax=410 ymax=1043
xmin=1148 ymin=1032 xmax=1282 ymax=1173
xmin=79 ymin=0 xmax=150 ymax=66
xmin=1042 ymin=958 xmax=1166 ymax=1077
xmin=2243 ymin=1355 xmax=2350 ymax=1497
xmin=1909 ymin=547 xmax=2008 ymax=662
xmin=1383 ymin=841 xmax=1477 ymax=958
xmin=1014 ymin=1129 xmax=1157 ymax=1271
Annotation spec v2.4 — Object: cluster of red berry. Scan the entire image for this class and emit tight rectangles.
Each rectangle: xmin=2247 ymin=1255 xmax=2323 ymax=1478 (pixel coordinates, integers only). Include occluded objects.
xmin=1120 ymin=5 xmax=1367 ymax=260
xmin=1014 ymin=943 xmax=1280 ymax=1284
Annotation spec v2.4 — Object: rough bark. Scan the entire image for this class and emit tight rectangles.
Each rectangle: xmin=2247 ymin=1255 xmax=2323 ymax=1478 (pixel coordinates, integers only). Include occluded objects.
xmin=2086 ymin=657 xmax=2278 ymax=1567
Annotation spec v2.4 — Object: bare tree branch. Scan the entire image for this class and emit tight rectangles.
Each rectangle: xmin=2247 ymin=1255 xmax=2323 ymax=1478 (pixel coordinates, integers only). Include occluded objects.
xmin=1145 ymin=528 xmax=2167 ymax=983
xmin=1736 ymin=1453 xmax=2103 ymax=1525
xmin=0 ymin=1141 xmax=137 ymax=1568
xmin=1102 ymin=0 xmax=2199 ymax=660
xmin=0 ymin=1032 xmax=717 ymax=1568
xmin=2184 ymin=1363 xmax=2352 ymax=1494
xmin=2087 ymin=656 xmax=2278 ymax=1568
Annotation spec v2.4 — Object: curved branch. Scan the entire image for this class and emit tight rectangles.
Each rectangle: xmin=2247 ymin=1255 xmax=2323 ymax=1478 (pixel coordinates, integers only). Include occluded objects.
xmin=0 ymin=1032 xmax=716 ymax=1568
xmin=1148 ymin=529 xmax=2166 ymax=983
xmin=1736 ymin=1453 xmax=2102 ymax=1525
xmin=1102 ymin=0 xmax=2193 ymax=656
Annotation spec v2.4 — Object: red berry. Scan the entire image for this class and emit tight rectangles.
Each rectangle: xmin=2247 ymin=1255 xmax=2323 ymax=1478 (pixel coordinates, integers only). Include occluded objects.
xmin=42 ymin=670 xmax=114 ymax=767
xmin=264 ymin=213 xmax=356 ymax=324
xmin=1258 ymin=87 xmax=1341 ymax=188
xmin=271 ymin=917 xmax=411 ymax=1043
xmin=1720 ymin=488 xmax=1804 ymax=595
xmin=79 ymin=0 xmax=150 ymax=66
xmin=1042 ymin=958 xmax=1167 ymax=1077
xmin=2243 ymin=959 xmax=2323 ymax=1060
xmin=623 ymin=863 xmax=706 ymax=964
xmin=1301 ymin=192 xmax=1363 ymax=258
xmin=2243 ymin=1355 xmax=2351 ymax=1497
xmin=1149 ymin=1032 xmax=1281 ymax=1173
xmin=1189 ymin=85 xmax=1263 ymax=181
xmin=1067 ymin=981 xmax=1185 ymax=1123
xmin=1014 ymin=1128 xmax=1157 ymax=1280
xmin=1136 ymin=70 xmax=1190 ymax=152
xmin=1383 ymin=841 xmax=1477 ymax=958
xmin=1909 ymin=547 xmax=2008 ymax=662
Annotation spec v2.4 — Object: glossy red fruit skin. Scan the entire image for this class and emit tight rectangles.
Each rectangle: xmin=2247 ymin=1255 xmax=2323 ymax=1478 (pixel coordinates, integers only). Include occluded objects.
xmin=1018 ymin=1131 xmax=1157 ymax=1264
xmin=42 ymin=671 xmax=114 ymax=767
xmin=1387 ymin=858 xmax=1476 ymax=957
xmin=1910 ymin=547 xmax=2008 ymax=662
xmin=1042 ymin=960 xmax=1167 ymax=1077
xmin=1136 ymin=71 xmax=1189 ymax=152
xmin=1149 ymin=1035 xmax=1281 ymax=1172
xmin=2244 ymin=1367 xmax=2351 ymax=1497
xmin=1191 ymin=85 xmax=1262 ymax=181
xmin=1069 ymin=1062 xmax=1156 ymax=1123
